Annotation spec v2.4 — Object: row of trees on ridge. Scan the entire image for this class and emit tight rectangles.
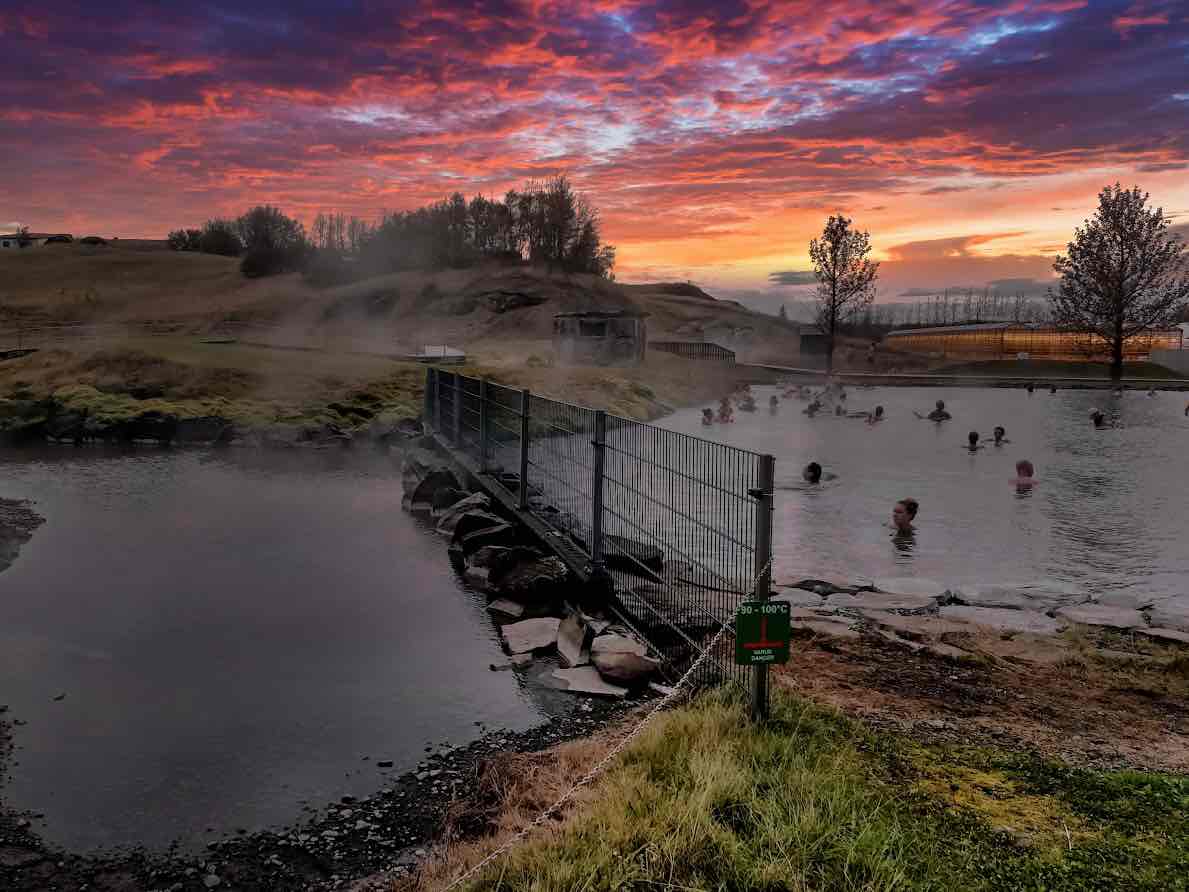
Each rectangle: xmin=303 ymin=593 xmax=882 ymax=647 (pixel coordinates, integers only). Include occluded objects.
xmin=168 ymin=176 xmax=615 ymax=281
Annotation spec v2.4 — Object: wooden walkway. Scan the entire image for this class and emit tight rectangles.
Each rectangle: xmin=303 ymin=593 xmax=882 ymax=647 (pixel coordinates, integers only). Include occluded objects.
xmin=740 ymin=362 xmax=1189 ymax=390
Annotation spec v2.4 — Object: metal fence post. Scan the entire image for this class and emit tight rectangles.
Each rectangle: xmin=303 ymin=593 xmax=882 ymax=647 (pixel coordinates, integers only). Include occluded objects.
xmin=518 ymin=389 xmax=531 ymax=509
xmin=451 ymin=373 xmax=462 ymax=445
xmin=750 ymin=453 xmax=776 ymax=723
xmin=591 ymin=410 xmax=607 ymax=575
xmin=431 ymin=368 xmax=441 ymax=434
xmin=478 ymin=379 xmax=489 ymax=473
xmin=423 ymin=367 xmax=434 ymax=432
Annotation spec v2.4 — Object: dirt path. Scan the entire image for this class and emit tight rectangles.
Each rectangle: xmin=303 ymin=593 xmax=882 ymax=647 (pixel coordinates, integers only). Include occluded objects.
xmin=775 ymin=629 xmax=1189 ymax=772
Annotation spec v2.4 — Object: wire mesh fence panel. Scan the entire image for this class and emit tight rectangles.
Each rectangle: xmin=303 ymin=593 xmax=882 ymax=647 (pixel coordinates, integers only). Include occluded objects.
xmin=599 ymin=418 xmax=764 ymax=689
xmin=423 ymin=369 xmax=771 ymax=694
xmin=523 ymin=395 xmax=599 ymax=545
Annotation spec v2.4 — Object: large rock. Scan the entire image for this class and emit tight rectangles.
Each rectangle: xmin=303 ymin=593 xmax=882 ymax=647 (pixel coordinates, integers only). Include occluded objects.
xmin=1147 ymin=601 xmax=1189 ymax=633
xmin=590 ymin=634 xmax=660 ymax=684
xmin=175 ymin=416 xmax=231 ymax=444
xmin=552 ymin=667 xmax=628 ymax=698
xmin=823 ymin=591 xmax=939 ymax=613
xmin=1054 ymin=604 xmax=1147 ymax=630
xmin=487 ymin=599 xmax=525 ymax=620
xmin=129 ymin=410 xmax=177 ymax=443
xmin=1 ymin=498 xmax=45 ymax=575
xmin=604 ymin=535 xmax=664 ymax=574
xmin=430 ymin=487 xmax=470 ymax=517
xmin=44 ymin=410 xmax=87 ymax=443
xmin=445 ymin=509 xmax=504 ymax=542
xmin=501 ymin=617 xmax=561 ymax=654
xmin=435 ymin=494 xmax=492 ymax=535
xmin=490 ymin=555 xmax=569 ymax=603
xmin=557 ymin=613 xmax=591 ymax=667
xmin=453 ymin=522 xmax=519 ymax=558
xmin=402 ymin=466 xmax=461 ymax=514
xmin=938 ymin=606 xmax=1064 ymax=636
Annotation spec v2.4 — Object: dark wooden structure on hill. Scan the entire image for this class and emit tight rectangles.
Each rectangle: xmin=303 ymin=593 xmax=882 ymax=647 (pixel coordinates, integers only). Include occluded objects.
xmin=553 ymin=310 xmax=648 ymax=366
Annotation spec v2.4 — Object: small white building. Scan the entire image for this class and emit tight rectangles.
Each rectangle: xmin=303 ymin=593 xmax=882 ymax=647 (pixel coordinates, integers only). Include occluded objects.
xmin=0 ymin=232 xmax=73 ymax=250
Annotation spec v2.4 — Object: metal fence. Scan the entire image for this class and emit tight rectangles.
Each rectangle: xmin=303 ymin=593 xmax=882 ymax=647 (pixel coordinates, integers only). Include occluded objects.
xmin=424 ymin=367 xmax=775 ymax=694
xmin=650 ymin=340 xmax=736 ymax=363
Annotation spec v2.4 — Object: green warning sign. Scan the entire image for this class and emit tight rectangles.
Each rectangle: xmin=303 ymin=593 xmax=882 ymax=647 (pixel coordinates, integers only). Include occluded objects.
xmin=734 ymin=600 xmax=791 ymax=665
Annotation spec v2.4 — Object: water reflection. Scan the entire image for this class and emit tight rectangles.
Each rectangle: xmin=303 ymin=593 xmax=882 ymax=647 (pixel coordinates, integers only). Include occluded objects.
xmin=0 ymin=446 xmax=549 ymax=853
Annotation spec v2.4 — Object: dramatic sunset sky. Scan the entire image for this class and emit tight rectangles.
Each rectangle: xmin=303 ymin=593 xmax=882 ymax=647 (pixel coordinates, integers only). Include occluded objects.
xmin=2 ymin=1 xmax=1187 ymax=306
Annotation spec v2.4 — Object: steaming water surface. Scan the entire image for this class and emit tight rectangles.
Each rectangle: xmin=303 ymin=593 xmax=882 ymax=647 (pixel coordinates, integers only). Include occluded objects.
xmin=659 ymin=386 xmax=1189 ymax=605
xmin=0 ymin=447 xmax=548 ymax=853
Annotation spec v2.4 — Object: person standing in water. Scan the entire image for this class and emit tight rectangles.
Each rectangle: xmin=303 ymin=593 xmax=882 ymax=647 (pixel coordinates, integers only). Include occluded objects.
xmin=892 ymin=498 xmax=918 ymax=536
xmin=966 ymin=431 xmax=982 ymax=451
xmin=701 ymin=408 xmax=714 ymax=426
xmin=984 ymin=426 xmax=1009 ymax=446
xmin=1010 ymin=459 xmax=1038 ymax=489
xmin=916 ymin=399 xmax=951 ymax=421
xmin=802 ymin=462 xmax=837 ymax=484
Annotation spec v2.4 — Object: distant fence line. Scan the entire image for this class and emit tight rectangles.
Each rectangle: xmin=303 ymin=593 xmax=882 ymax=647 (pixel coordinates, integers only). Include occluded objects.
xmin=424 ymin=367 xmax=775 ymax=694
xmin=650 ymin=340 xmax=736 ymax=363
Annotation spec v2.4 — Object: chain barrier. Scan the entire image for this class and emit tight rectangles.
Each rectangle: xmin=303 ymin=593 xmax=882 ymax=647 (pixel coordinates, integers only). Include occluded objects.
xmin=426 ymin=555 xmax=772 ymax=892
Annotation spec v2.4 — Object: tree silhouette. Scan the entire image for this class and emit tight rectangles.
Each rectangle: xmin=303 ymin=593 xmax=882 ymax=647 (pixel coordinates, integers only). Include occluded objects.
xmin=808 ymin=215 xmax=880 ymax=373
xmin=1049 ymin=184 xmax=1189 ymax=379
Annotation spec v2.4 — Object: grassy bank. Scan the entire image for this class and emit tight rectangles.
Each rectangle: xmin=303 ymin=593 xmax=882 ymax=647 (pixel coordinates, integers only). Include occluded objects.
xmin=0 ymin=337 xmax=762 ymax=440
xmin=416 ymin=690 xmax=1188 ymax=891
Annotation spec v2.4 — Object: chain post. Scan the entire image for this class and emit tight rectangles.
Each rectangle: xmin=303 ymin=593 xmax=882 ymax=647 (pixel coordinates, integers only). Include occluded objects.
xmin=750 ymin=453 xmax=776 ymax=723
xmin=518 ymin=388 xmax=531 ymax=509
xmin=590 ymin=410 xmax=607 ymax=576
xmin=478 ymin=378 xmax=489 ymax=473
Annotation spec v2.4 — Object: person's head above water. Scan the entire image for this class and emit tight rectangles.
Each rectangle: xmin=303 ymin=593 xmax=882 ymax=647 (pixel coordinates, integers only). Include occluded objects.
xmin=1016 ymin=459 xmax=1034 ymax=478
xmin=968 ymin=431 xmax=980 ymax=448
xmin=993 ymin=425 xmax=1006 ymax=443
xmin=935 ymin=399 xmax=946 ymax=410
xmin=893 ymin=498 xmax=918 ymax=532
xmin=803 ymin=462 xmax=823 ymax=483
xmin=874 ymin=405 xmax=884 ymax=418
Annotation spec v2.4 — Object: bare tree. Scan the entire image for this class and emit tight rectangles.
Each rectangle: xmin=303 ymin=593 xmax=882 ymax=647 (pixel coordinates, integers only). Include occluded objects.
xmin=808 ymin=215 xmax=880 ymax=372
xmin=1049 ymin=184 xmax=1189 ymax=379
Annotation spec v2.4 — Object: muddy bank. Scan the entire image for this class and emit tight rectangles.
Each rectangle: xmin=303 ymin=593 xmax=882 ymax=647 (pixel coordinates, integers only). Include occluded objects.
xmin=0 ymin=695 xmax=639 ymax=892
xmin=0 ymin=498 xmax=44 ymax=575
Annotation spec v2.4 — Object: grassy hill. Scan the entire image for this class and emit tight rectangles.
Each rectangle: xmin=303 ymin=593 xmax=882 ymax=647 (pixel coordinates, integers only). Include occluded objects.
xmin=0 ymin=245 xmax=800 ymax=359
xmin=0 ymin=245 xmax=790 ymax=436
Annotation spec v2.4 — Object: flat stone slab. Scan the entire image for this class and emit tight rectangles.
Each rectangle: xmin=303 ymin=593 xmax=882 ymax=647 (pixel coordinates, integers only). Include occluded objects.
xmin=873 ymin=577 xmax=949 ymax=598
xmin=556 ymin=613 xmax=590 ymax=667
xmin=487 ymin=598 xmax=525 ymax=620
xmin=949 ymin=584 xmax=1040 ymax=610
xmin=792 ymin=620 xmax=861 ymax=640
xmin=770 ymin=589 xmax=829 ymax=609
xmin=501 ymin=617 xmax=561 ymax=654
xmin=434 ymin=493 xmax=491 ymax=535
xmin=552 ymin=666 xmax=628 ymax=698
xmin=1135 ymin=627 xmax=1189 ymax=646
xmin=1147 ymin=602 xmax=1189 ymax=633
xmin=824 ymin=592 xmax=939 ymax=613
xmin=1055 ymin=604 xmax=1146 ymax=630
xmin=939 ymin=606 xmax=1063 ymax=636
xmin=858 ymin=610 xmax=972 ymax=640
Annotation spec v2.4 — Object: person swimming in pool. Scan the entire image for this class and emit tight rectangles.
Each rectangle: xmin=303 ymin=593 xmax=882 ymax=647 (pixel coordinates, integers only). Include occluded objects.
xmin=1090 ymin=408 xmax=1109 ymax=428
xmin=804 ymin=399 xmax=823 ymax=417
xmin=717 ymin=397 xmax=734 ymax=423
xmin=916 ymin=399 xmax=951 ymax=421
xmin=802 ymin=462 xmax=837 ymax=484
xmin=1010 ymin=459 xmax=1038 ymax=489
xmin=891 ymin=498 xmax=918 ymax=536
xmin=701 ymin=408 xmax=714 ymax=426
xmin=984 ymin=425 xmax=1009 ymax=446
xmin=769 ymin=395 xmax=780 ymax=413
xmin=966 ymin=430 xmax=982 ymax=451
xmin=867 ymin=405 xmax=885 ymax=424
